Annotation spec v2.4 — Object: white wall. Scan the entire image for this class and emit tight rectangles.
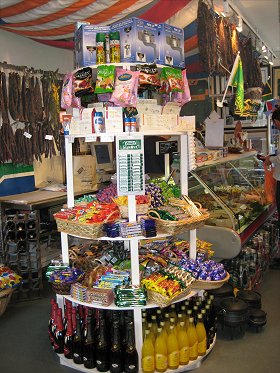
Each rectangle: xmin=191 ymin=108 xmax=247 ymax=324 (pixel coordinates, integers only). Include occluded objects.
xmin=0 ymin=29 xmax=74 ymax=73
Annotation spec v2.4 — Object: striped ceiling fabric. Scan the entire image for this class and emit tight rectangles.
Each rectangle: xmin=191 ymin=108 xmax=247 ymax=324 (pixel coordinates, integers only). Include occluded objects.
xmin=0 ymin=0 xmax=192 ymax=43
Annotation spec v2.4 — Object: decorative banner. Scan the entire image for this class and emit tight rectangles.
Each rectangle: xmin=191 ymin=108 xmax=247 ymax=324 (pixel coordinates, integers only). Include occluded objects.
xmin=116 ymin=134 xmax=145 ymax=196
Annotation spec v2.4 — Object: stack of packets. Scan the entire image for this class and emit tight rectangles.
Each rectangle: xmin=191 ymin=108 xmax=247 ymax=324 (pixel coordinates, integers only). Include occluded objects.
xmin=45 ymin=260 xmax=69 ymax=280
xmin=71 ymin=283 xmax=114 ymax=307
xmin=103 ymin=222 xmax=120 ymax=238
xmin=140 ymin=217 xmax=157 ymax=238
xmin=115 ymin=285 xmax=147 ymax=307
xmin=119 ymin=221 xmax=142 ymax=238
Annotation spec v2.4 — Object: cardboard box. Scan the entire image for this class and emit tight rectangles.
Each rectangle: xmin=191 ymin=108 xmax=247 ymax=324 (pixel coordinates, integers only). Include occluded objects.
xmin=110 ymin=17 xmax=158 ymax=63
xmin=157 ymin=23 xmax=185 ymax=67
xmin=73 ymin=155 xmax=97 ymax=192
xmin=75 ymin=24 xmax=110 ymax=68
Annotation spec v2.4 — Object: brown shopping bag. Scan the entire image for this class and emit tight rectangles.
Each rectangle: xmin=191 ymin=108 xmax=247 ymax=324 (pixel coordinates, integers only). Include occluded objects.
xmin=264 ymin=164 xmax=276 ymax=204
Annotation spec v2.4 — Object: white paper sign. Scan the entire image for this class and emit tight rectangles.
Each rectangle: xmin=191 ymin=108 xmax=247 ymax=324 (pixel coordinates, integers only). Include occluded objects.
xmin=45 ymin=135 xmax=53 ymax=140
xmin=85 ymin=134 xmax=97 ymax=142
xmin=205 ymin=118 xmax=224 ymax=148
xmin=23 ymin=132 xmax=32 ymax=139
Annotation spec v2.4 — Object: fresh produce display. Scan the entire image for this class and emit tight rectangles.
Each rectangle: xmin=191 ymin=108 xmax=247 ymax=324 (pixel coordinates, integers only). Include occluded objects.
xmin=147 ymin=178 xmax=181 ymax=206
xmin=0 ymin=265 xmax=22 ymax=290
xmin=113 ymin=195 xmax=150 ymax=206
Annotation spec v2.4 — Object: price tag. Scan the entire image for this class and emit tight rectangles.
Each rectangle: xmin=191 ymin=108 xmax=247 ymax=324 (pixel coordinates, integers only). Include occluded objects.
xmin=67 ymin=136 xmax=75 ymax=143
xmin=45 ymin=134 xmax=53 ymax=140
xmin=23 ymin=132 xmax=32 ymax=139
xmin=100 ymin=135 xmax=114 ymax=143
xmin=85 ymin=134 xmax=97 ymax=142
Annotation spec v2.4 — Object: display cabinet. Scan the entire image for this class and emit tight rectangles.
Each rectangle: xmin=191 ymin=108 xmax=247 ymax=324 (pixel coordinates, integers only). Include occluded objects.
xmin=189 ymin=152 xmax=276 ymax=260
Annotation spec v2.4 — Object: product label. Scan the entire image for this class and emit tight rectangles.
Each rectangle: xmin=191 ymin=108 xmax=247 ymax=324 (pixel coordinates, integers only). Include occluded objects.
xmin=198 ymin=340 xmax=207 ymax=355
xmin=168 ymin=351 xmax=179 ymax=367
xmin=155 ymin=354 xmax=167 ymax=370
xmin=118 ymin=73 xmax=132 ymax=81
xmin=142 ymin=356 xmax=155 ymax=372
xmin=189 ymin=342 xmax=198 ymax=359
xmin=23 ymin=131 xmax=32 ymax=139
xmin=179 ymin=346 xmax=189 ymax=363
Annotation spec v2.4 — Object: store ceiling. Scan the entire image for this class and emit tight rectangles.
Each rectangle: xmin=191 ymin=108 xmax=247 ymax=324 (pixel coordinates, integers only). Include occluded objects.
xmin=0 ymin=0 xmax=279 ymax=59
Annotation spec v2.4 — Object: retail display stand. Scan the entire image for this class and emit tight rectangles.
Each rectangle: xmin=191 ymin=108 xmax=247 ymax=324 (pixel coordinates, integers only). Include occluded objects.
xmin=55 ymin=63 xmax=211 ymax=372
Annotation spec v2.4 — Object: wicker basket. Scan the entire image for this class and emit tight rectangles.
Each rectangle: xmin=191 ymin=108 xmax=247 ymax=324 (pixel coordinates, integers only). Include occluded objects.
xmin=147 ymin=287 xmax=191 ymax=308
xmin=191 ymin=272 xmax=230 ymax=290
xmin=113 ymin=196 xmax=151 ymax=219
xmin=0 ymin=288 xmax=14 ymax=317
xmin=147 ymin=209 xmax=210 ymax=235
xmin=55 ymin=210 xmax=119 ymax=239
xmin=52 ymin=282 xmax=72 ymax=295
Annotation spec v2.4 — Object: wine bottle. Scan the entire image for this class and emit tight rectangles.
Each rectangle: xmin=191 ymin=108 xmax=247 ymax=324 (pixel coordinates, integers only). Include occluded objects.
xmin=5 ymin=221 xmax=15 ymax=231
xmin=83 ymin=309 xmax=96 ymax=369
xmin=48 ymin=300 xmax=57 ymax=347
xmin=73 ymin=309 xmax=83 ymax=364
xmin=27 ymin=231 xmax=36 ymax=240
xmin=110 ymin=319 xmax=123 ymax=373
xmin=64 ymin=313 xmax=74 ymax=359
xmin=27 ymin=220 xmax=36 ymax=229
xmin=124 ymin=320 xmax=138 ymax=373
xmin=54 ymin=308 xmax=64 ymax=354
xmin=96 ymin=316 xmax=109 ymax=372
xmin=16 ymin=222 xmax=25 ymax=231
xmin=51 ymin=304 xmax=59 ymax=348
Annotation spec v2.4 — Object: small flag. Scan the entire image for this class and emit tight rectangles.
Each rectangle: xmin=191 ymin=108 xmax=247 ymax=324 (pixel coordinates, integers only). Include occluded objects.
xmin=228 ymin=55 xmax=244 ymax=116
xmin=262 ymin=82 xmax=273 ymax=102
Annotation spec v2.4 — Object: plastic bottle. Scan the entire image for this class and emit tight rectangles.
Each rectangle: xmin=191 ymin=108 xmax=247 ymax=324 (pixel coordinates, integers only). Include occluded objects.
xmin=142 ymin=330 xmax=155 ymax=373
xmin=96 ymin=33 xmax=106 ymax=64
xmin=130 ymin=117 xmax=137 ymax=132
xmin=177 ymin=321 xmax=190 ymax=365
xmin=94 ymin=112 xmax=105 ymax=134
xmin=196 ymin=314 xmax=207 ymax=356
xmin=187 ymin=317 xmax=198 ymax=361
xmin=167 ymin=325 xmax=179 ymax=369
xmin=124 ymin=117 xmax=131 ymax=132
xmin=154 ymin=327 xmax=167 ymax=373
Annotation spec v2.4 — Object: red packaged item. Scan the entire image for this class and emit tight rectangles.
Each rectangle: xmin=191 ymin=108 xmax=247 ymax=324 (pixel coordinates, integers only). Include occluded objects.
xmin=73 ymin=67 xmax=94 ymax=97
xmin=136 ymin=63 xmax=160 ymax=88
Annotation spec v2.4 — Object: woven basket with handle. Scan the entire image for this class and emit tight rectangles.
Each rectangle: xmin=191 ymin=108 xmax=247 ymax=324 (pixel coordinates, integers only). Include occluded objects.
xmin=0 ymin=288 xmax=14 ymax=317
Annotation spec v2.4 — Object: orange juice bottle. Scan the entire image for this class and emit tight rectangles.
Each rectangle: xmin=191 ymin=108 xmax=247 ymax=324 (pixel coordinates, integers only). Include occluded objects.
xmin=180 ymin=305 xmax=187 ymax=324
xmin=167 ymin=325 xmax=179 ymax=369
xmin=142 ymin=329 xmax=155 ymax=373
xmin=176 ymin=313 xmax=184 ymax=334
xmin=177 ymin=321 xmax=190 ymax=365
xmin=160 ymin=321 xmax=168 ymax=341
xmin=155 ymin=327 xmax=168 ymax=373
xmin=147 ymin=322 xmax=156 ymax=346
xmin=196 ymin=314 xmax=207 ymax=356
xmin=185 ymin=310 xmax=192 ymax=331
xmin=164 ymin=313 xmax=170 ymax=333
xmin=187 ymin=317 xmax=198 ymax=361
xmin=151 ymin=315 xmax=158 ymax=337
xmin=170 ymin=305 xmax=177 ymax=323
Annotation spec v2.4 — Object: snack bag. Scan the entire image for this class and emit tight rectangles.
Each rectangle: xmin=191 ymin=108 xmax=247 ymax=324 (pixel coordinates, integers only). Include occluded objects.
xmin=172 ymin=69 xmax=191 ymax=106
xmin=111 ymin=68 xmax=140 ymax=107
xmin=136 ymin=63 xmax=160 ymax=88
xmin=95 ymin=65 xmax=115 ymax=94
xmin=161 ymin=67 xmax=184 ymax=92
xmin=73 ymin=67 xmax=94 ymax=97
xmin=159 ymin=68 xmax=170 ymax=94
xmin=61 ymin=73 xmax=81 ymax=109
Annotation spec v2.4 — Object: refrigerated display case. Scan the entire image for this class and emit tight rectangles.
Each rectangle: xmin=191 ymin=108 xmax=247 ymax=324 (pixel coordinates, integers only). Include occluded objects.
xmin=189 ymin=151 xmax=276 ymax=260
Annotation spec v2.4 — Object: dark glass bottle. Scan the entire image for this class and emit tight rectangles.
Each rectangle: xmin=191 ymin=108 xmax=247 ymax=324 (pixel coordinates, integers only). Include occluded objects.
xmin=64 ymin=314 xmax=74 ymax=359
xmin=193 ymin=305 xmax=199 ymax=325
xmin=96 ymin=316 xmax=109 ymax=372
xmin=51 ymin=304 xmax=59 ymax=348
xmin=110 ymin=319 xmax=123 ymax=373
xmin=27 ymin=220 xmax=36 ymax=230
xmin=124 ymin=321 xmax=138 ymax=373
xmin=73 ymin=309 xmax=83 ymax=364
xmin=54 ymin=308 xmax=64 ymax=354
xmin=5 ymin=221 xmax=15 ymax=231
xmin=83 ymin=309 xmax=96 ymax=369
xmin=48 ymin=300 xmax=57 ymax=347
xmin=201 ymin=308 xmax=211 ymax=349
xmin=27 ymin=231 xmax=36 ymax=240
xmin=16 ymin=222 xmax=25 ymax=231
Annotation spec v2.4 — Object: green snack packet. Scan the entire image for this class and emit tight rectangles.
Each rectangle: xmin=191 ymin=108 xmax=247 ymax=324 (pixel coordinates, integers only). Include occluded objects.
xmin=95 ymin=64 xmax=115 ymax=93
xmin=161 ymin=67 xmax=184 ymax=92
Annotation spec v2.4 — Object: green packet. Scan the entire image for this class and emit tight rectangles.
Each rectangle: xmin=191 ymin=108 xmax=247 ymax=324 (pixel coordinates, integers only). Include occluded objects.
xmin=95 ymin=64 xmax=115 ymax=93
xmin=160 ymin=66 xmax=184 ymax=92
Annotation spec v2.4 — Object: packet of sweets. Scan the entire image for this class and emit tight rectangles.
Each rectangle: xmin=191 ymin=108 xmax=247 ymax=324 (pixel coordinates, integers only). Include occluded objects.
xmin=74 ymin=67 xmax=94 ymax=97
xmin=111 ymin=68 xmax=140 ymax=107
xmin=95 ymin=65 xmax=115 ymax=94
xmin=61 ymin=72 xmax=81 ymax=109
xmin=136 ymin=63 xmax=160 ymax=88
xmin=172 ymin=69 xmax=191 ymax=106
xmin=161 ymin=67 xmax=184 ymax=92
